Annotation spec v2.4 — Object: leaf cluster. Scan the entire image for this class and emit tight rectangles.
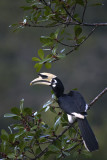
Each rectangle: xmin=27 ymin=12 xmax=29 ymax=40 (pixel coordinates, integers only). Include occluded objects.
xmin=10 ymin=0 xmax=104 ymax=72
xmin=0 ymin=98 xmax=91 ymax=160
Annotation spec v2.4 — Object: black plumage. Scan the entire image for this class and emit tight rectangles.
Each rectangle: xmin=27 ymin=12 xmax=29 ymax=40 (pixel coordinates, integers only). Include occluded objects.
xmin=30 ymin=73 xmax=99 ymax=152
xmin=58 ymin=91 xmax=86 ymax=115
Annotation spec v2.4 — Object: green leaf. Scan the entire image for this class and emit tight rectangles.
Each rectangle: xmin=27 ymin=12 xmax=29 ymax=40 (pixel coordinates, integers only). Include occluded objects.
xmin=44 ymin=151 xmax=56 ymax=159
xmin=11 ymin=107 xmax=20 ymax=115
xmin=45 ymin=106 xmax=50 ymax=112
xmin=13 ymin=125 xmax=24 ymax=130
xmin=52 ymin=46 xmax=58 ymax=55
xmin=54 ymin=28 xmax=60 ymax=39
xmin=24 ymin=107 xmax=32 ymax=115
xmin=1 ymin=129 xmax=9 ymax=141
xmin=32 ymin=57 xmax=41 ymax=61
xmin=36 ymin=147 xmax=41 ymax=154
xmin=57 ymin=54 xmax=66 ymax=59
xmin=8 ymin=126 xmax=12 ymax=134
xmin=43 ymin=41 xmax=54 ymax=47
xmin=45 ymin=62 xmax=51 ymax=69
xmin=62 ymin=151 xmax=70 ymax=156
xmin=20 ymin=98 xmax=24 ymax=113
xmin=54 ymin=117 xmax=61 ymax=130
xmin=43 ymin=99 xmax=54 ymax=108
xmin=74 ymin=26 xmax=82 ymax=37
xmin=76 ymin=36 xmax=86 ymax=44
xmin=15 ymin=130 xmax=25 ymax=139
xmin=1 ymin=135 xmax=8 ymax=141
xmin=38 ymin=49 xmax=44 ymax=59
xmin=1 ymin=141 xmax=7 ymax=152
xmin=4 ymin=113 xmax=18 ymax=118
xmin=50 ymin=107 xmax=56 ymax=114
xmin=9 ymin=134 xmax=15 ymax=143
xmin=49 ymin=144 xmax=60 ymax=152
xmin=61 ymin=112 xmax=68 ymax=122
xmin=34 ymin=63 xmax=43 ymax=72
xmin=7 ymin=153 xmax=16 ymax=159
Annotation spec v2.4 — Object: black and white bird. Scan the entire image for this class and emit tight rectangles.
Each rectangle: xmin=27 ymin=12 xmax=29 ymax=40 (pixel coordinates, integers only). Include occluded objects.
xmin=30 ymin=72 xmax=99 ymax=152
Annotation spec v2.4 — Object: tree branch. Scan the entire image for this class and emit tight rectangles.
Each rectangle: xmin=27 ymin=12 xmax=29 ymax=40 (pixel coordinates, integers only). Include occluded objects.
xmin=88 ymin=87 xmax=107 ymax=108
xmin=82 ymin=0 xmax=87 ymax=23
xmin=65 ymin=26 xmax=97 ymax=56
xmin=31 ymin=87 xmax=107 ymax=159
xmin=33 ymin=123 xmax=75 ymax=159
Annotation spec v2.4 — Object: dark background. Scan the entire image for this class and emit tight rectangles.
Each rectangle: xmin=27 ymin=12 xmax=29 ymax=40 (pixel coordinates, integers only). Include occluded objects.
xmin=0 ymin=0 xmax=107 ymax=159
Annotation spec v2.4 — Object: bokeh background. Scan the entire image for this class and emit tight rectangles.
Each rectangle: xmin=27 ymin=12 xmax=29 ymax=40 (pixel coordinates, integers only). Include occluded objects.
xmin=0 ymin=0 xmax=107 ymax=159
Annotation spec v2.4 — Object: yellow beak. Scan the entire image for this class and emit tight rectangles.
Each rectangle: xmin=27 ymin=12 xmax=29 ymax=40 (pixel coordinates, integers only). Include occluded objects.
xmin=30 ymin=72 xmax=57 ymax=86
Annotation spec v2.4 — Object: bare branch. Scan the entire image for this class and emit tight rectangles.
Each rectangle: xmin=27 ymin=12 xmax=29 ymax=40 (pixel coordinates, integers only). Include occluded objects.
xmin=82 ymin=0 xmax=88 ymax=23
xmin=66 ymin=26 xmax=97 ymax=56
xmin=31 ymin=87 xmax=107 ymax=160
xmin=82 ymin=22 xmax=107 ymax=27
xmin=56 ymin=39 xmax=76 ymax=48
xmin=88 ymin=87 xmax=107 ymax=108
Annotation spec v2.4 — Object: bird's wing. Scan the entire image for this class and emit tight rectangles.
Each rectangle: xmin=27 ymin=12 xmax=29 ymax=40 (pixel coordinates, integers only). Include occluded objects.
xmin=58 ymin=91 xmax=87 ymax=116
xmin=68 ymin=91 xmax=87 ymax=112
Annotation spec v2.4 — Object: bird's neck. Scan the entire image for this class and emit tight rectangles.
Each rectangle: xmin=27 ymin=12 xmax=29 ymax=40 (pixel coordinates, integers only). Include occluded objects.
xmin=51 ymin=79 xmax=64 ymax=98
xmin=53 ymin=89 xmax=64 ymax=98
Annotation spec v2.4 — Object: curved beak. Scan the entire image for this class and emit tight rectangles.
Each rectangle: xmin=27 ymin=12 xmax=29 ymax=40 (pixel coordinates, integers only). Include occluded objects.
xmin=30 ymin=72 xmax=57 ymax=86
xmin=30 ymin=76 xmax=51 ymax=86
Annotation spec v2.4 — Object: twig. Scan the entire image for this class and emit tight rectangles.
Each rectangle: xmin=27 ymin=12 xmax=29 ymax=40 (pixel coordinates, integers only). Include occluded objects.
xmin=88 ymin=87 xmax=107 ymax=108
xmin=78 ymin=26 xmax=97 ymax=45
xmin=63 ymin=5 xmax=80 ymax=24
xmin=56 ymin=39 xmax=77 ymax=48
xmin=82 ymin=0 xmax=87 ymax=23
xmin=25 ymin=23 xmax=62 ymax=28
xmin=33 ymin=123 xmax=74 ymax=159
xmin=31 ymin=87 xmax=107 ymax=159
xmin=66 ymin=26 xmax=97 ymax=56
xmin=81 ymin=22 xmax=107 ymax=27
xmin=71 ymin=3 xmax=77 ymax=17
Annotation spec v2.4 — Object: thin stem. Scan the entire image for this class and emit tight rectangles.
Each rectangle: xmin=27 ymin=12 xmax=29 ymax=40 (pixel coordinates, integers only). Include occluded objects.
xmin=63 ymin=5 xmax=80 ymax=24
xmin=33 ymin=123 xmax=74 ymax=159
xmin=56 ymin=39 xmax=77 ymax=48
xmin=82 ymin=0 xmax=87 ymax=23
xmin=31 ymin=87 xmax=107 ymax=159
xmin=88 ymin=87 xmax=107 ymax=108
xmin=66 ymin=26 xmax=97 ymax=56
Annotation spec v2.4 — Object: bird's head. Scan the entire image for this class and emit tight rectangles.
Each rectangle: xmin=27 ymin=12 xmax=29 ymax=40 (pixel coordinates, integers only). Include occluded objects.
xmin=30 ymin=72 xmax=64 ymax=97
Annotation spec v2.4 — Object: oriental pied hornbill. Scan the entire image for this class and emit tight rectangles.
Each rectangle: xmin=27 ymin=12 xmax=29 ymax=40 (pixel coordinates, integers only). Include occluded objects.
xmin=30 ymin=72 xmax=99 ymax=152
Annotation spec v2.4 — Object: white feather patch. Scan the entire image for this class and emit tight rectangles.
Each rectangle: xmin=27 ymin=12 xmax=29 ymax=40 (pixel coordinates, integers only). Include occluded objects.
xmin=72 ymin=112 xmax=84 ymax=119
xmin=67 ymin=114 xmax=75 ymax=123
xmin=83 ymin=139 xmax=89 ymax=151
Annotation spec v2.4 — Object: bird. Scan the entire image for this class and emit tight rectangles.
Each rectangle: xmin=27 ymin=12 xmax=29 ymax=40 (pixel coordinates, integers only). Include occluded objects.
xmin=30 ymin=72 xmax=99 ymax=152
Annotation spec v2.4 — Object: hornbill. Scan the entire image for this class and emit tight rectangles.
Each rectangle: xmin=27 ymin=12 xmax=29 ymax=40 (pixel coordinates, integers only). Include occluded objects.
xmin=30 ymin=72 xmax=99 ymax=152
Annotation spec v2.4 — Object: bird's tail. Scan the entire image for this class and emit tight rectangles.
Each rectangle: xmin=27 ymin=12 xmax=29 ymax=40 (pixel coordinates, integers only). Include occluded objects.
xmin=78 ymin=117 xmax=99 ymax=152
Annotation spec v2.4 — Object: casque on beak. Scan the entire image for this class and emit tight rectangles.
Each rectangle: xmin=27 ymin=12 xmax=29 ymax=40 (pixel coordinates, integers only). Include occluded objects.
xmin=30 ymin=72 xmax=57 ymax=86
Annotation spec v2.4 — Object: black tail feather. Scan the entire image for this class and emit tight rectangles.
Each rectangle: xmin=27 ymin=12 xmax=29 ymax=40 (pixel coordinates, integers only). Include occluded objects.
xmin=78 ymin=118 xmax=99 ymax=152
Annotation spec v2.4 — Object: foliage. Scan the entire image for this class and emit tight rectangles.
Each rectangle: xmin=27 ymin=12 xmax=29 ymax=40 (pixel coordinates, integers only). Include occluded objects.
xmin=11 ymin=0 xmax=105 ymax=72
xmin=0 ymin=99 xmax=91 ymax=160
xmin=1 ymin=0 xmax=107 ymax=159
